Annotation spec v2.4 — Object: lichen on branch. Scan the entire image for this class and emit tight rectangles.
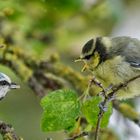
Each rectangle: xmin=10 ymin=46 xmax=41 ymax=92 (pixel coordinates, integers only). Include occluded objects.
xmin=0 ymin=121 xmax=23 ymax=140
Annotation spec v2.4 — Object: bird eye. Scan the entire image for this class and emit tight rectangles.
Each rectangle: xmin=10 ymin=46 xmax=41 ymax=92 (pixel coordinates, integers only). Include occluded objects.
xmin=84 ymin=55 xmax=92 ymax=60
xmin=2 ymin=81 xmax=7 ymax=85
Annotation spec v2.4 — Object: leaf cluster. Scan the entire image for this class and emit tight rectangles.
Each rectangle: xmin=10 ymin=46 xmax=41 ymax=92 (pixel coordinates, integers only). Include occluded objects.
xmin=40 ymin=89 xmax=112 ymax=133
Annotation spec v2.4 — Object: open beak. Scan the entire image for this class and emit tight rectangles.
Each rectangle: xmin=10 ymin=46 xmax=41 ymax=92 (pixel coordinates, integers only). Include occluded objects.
xmin=74 ymin=58 xmax=83 ymax=62
xmin=81 ymin=63 xmax=89 ymax=72
xmin=75 ymin=58 xmax=89 ymax=72
xmin=10 ymin=82 xmax=20 ymax=89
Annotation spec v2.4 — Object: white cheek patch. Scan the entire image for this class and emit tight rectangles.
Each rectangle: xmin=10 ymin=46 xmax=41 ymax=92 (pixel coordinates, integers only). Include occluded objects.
xmin=0 ymin=86 xmax=9 ymax=98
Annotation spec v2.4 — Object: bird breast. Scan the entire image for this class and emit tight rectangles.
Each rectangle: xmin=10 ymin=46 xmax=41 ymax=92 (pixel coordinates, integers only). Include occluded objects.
xmin=92 ymin=55 xmax=140 ymax=100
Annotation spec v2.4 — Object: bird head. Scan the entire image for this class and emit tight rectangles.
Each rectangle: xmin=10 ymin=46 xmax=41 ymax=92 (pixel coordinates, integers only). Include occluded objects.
xmin=0 ymin=73 xmax=20 ymax=100
xmin=75 ymin=37 xmax=112 ymax=71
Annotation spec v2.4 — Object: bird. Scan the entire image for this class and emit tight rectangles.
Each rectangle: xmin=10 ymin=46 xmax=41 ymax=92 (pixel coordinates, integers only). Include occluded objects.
xmin=0 ymin=72 xmax=20 ymax=100
xmin=76 ymin=36 xmax=140 ymax=100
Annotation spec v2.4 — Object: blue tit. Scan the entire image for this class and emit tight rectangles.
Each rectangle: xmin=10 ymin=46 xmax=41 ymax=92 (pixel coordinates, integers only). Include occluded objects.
xmin=78 ymin=36 xmax=140 ymax=100
xmin=0 ymin=73 xmax=20 ymax=100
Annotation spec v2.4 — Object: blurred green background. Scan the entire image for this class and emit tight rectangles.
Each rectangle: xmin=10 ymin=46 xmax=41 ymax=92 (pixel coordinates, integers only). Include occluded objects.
xmin=0 ymin=0 xmax=140 ymax=140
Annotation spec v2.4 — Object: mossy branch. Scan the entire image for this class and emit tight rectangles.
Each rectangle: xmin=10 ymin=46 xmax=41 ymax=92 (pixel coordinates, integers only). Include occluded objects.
xmin=0 ymin=45 xmax=89 ymax=97
xmin=0 ymin=121 xmax=23 ymax=140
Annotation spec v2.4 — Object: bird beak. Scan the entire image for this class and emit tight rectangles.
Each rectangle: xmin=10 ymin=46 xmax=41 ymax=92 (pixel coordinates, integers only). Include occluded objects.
xmin=10 ymin=82 xmax=20 ymax=89
xmin=74 ymin=58 xmax=83 ymax=62
xmin=75 ymin=58 xmax=89 ymax=72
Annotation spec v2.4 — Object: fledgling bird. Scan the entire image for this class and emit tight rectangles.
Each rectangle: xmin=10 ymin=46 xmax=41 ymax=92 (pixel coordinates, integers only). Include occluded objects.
xmin=0 ymin=72 xmax=20 ymax=100
xmin=77 ymin=36 xmax=140 ymax=100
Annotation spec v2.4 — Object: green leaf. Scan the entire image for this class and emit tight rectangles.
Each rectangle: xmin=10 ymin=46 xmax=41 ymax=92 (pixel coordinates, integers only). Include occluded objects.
xmin=40 ymin=89 xmax=80 ymax=132
xmin=82 ymin=96 xmax=112 ymax=128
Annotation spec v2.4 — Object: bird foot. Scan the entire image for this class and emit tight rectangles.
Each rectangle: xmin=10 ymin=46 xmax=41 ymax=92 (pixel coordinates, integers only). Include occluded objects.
xmin=98 ymin=84 xmax=113 ymax=97
xmin=107 ymin=94 xmax=116 ymax=101
xmin=99 ymin=101 xmax=108 ymax=112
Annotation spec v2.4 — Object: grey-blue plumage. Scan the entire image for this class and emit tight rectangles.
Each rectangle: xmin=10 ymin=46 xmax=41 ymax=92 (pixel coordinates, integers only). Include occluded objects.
xmin=0 ymin=73 xmax=20 ymax=100
xmin=110 ymin=37 xmax=140 ymax=68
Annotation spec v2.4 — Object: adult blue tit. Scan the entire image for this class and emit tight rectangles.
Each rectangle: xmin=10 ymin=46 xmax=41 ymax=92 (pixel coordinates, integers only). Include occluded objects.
xmin=78 ymin=36 xmax=140 ymax=100
xmin=0 ymin=73 xmax=20 ymax=100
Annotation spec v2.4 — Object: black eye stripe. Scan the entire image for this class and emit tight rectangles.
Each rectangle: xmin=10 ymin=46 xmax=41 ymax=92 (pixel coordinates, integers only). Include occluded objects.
xmin=84 ymin=54 xmax=92 ymax=60
xmin=83 ymin=48 xmax=96 ymax=60
xmin=0 ymin=80 xmax=9 ymax=85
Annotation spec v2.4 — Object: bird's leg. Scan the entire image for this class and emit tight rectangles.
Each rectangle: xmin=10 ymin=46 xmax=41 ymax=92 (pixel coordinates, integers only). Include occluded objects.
xmin=99 ymin=95 xmax=114 ymax=112
xmin=98 ymin=84 xmax=114 ymax=112
xmin=90 ymin=77 xmax=115 ymax=112
xmin=89 ymin=77 xmax=108 ymax=112
xmin=107 ymin=93 xmax=116 ymax=101
xmin=90 ymin=76 xmax=107 ymax=98
xmin=99 ymin=100 xmax=108 ymax=112
xmin=90 ymin=77 xmax=104 ymax=90
xmin=98 ymin=84 xmax=113 ymax=97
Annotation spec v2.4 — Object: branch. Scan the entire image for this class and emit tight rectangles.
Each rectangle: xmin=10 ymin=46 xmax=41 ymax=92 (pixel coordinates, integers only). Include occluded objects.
xmin=0 ymin=121 xmax=23 ymax=140
xmin=0 ymin=46 xmax=89 ymax=97
xmin=108 ymin=74 xmax=140 ymax=98
xmin=94 ymin=98 xmax=108 ymax=140
xmin=94 ymin=74 xmax=140 ymax=140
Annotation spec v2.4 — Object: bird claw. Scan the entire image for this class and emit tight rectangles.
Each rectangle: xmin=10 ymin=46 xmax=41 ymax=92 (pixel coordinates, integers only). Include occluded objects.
xmin=105 ymin=84 xmax=114 ymax=92
xmin=108 ymin=94 xmax=116 ymax=101
xmin=99 ymin=102 xmax=108 ymax=112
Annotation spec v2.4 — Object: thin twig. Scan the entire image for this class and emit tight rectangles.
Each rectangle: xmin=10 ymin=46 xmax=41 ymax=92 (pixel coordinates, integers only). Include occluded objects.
xmin=66 ymin=131 xmax=88 ymax=140
xmin=94 ymin=98 xmax=107 ymax=140
xmin=90 ymin=77 xmax=107 ymax=98
xmin=108 ymin=74 xmax=140 ymax=98
xmin=95 ymin=111 xmax=103 ymax=140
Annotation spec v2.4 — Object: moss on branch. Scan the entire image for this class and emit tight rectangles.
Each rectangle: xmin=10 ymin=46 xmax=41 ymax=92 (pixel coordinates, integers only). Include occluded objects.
xmin=0 ymin=121 xmax=23 ymax=140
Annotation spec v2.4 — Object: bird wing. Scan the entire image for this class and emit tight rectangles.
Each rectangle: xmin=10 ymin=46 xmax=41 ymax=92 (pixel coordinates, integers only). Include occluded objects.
xmin=129 ymin=61 xmax=140 ymax=68
xmin=112 ymin=36 xmax=140 ymax=69
xmin=123 ymin=38 xmax=140 ymax=68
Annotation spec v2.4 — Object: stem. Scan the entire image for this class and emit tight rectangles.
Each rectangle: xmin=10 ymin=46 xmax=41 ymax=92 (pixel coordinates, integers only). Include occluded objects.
xmin=94 ymin=98 xmax=107 ymax=140
xmin=90 ymin=77 xmax=107 ymax=98
xmin=95 ymin=111 xmax=104 ymax=140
